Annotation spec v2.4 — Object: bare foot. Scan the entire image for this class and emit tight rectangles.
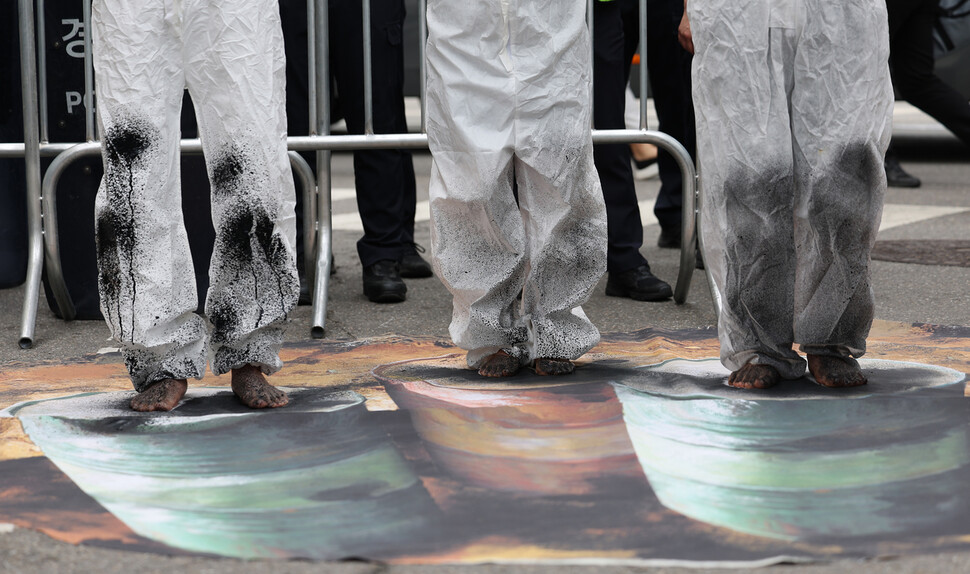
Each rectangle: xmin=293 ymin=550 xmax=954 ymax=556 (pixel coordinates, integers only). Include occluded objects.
xmin=807 ymin=354 xmax=867 ymax=388
xmin=130 ymin=378 xmax=187 ymax=412
xmin=478 ymin=350 xmax=520 ymax=377
xmin=231 ymin=364 xmax=289 ymax=408
xmin=534 ymin=358 xmax=575 ymax=376
xmin=728 ymin=363 xmax=780 ymax=389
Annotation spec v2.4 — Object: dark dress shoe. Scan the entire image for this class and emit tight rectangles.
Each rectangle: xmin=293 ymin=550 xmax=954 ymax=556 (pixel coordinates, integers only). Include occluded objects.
xmin=362 ymin=260 xmax=407 ymax=303
xmin=605 ymin=264 xmax=673 ymax=301
xmin=400 ymin=253 xmax=433 ymax=278
xmin=657 ymin=227 xmax=681 ymax=249
xmin=885 ymin=155 xmax=921 ymax=188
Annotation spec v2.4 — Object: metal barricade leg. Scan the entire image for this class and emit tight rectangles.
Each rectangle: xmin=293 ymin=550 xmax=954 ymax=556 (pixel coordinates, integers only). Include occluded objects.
xmin=692 ymin=164 xmax=722 ymax=316
xmin=40 ymin=143 xmax=103 ymax=322
xmin=288 ymin=151 xmax=318 ymax=292
xmin=590 ymin=129 xmax=698 ymax=304
xmin=18 ymin=0 xmax=45 ymax=349
xmin=671 ymin=145 xmax=698 ymax=305
xmin=310 ymin=0 xmax=332 ymax=339
xmin=310 ymin=149 xmax=332 ymax=339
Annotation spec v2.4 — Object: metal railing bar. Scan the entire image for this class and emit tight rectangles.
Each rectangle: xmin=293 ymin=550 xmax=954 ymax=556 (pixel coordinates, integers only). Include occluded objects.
xmin=19 ymin=0 xmax=45 ymax=349
xmin=16 ymin=125 xmax=699 ymax=340
xmin=3 ymin=129 xmax=694 ymax=153
xmin=639 ymin=0 xmax=648 ymax=130
xmin=37 ymin=0 xmax=49 ymax=143
xmin=83 ymin=0 xmax=96 ymax=141
xmin=418 ymin=0 xmax=427 ymax=133
xmin=2 ymin=142 xmax=91 ymax=157
xmin=289 ymin=133 xmax=427 ymax=150
xmin=307 ymin=0 xmax=317 ymax=134
xmin=362 ymin=0 xmax=374 ymax=136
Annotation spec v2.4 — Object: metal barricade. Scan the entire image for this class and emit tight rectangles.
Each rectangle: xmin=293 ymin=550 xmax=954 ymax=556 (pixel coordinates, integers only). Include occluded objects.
xmin=8 ymin=0 xmax=710 ymax=348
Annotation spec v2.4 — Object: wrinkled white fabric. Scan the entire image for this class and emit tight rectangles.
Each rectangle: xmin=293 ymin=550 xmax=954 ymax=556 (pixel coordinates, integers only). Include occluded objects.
xmin=425 ymin=0 xmax=609 ymax=367
xmin=92 ymin=0 xmax=300 ymax=391
xmin=690 ymin=0 xmax=894 ymax=379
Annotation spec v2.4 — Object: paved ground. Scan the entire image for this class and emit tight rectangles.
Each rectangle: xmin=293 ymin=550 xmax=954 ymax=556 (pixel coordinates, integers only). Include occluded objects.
xmin=0 ymin=104 xmax=969 ymax=572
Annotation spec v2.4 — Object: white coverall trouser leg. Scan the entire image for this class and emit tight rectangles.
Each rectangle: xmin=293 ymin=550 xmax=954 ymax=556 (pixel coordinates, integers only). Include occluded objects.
xmin=690 ymin=0 xmax=894 ymax=379
xmin=92 ymin=0 xmax=300 ymax=391
xmin=426 ymin=0 xmax=609 ymax=368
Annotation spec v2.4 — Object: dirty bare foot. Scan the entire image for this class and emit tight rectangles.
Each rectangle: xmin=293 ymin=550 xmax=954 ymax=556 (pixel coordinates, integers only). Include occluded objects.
xmin=231 ymin=364 xmax=289 ymax=408
xmin=807 ymin=354 xmax=867 ymax=388
xmin=534 ymin=358 xmax=575 ymax=376
xmin=130 ymin=378 xmax=187 ymax=412
xmin=727 ymin=363 xmax=780 ymax=389
xmin=478 ymin=350 xmax=520 ymax=377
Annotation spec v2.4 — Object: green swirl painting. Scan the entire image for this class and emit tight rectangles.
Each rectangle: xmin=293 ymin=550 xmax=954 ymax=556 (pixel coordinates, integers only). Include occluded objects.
xmin=1 ymin=322 xmax=969 ymax=565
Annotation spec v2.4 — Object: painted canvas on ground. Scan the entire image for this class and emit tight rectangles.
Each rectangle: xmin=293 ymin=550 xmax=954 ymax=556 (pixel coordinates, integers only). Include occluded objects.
xmin=1 ymin=321 xmax=969 ymax=565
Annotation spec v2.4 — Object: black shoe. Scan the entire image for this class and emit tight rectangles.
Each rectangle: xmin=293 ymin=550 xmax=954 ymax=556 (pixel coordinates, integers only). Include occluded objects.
xmin=657 ymin=227 xmax=681 ymax=249
xmin=400 ymin=254 xmax=433 ymax=278
xmin=632 ymin=157 xmax=659 ymax=180
xmin=605 ymin=264 xmax=673 ymax=301
xmin=400 ymin=244 xmax=433 ymax=278
xmin=885 ymin=155 xmax=921 ymax=188
xmin=362 ymin=260 xmax=407 ymax=303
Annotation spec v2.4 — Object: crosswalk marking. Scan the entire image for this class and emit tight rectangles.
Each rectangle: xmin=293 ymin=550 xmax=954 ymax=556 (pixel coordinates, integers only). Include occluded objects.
xmin=327 ymin=195 xmax=969 ymax=234
xmin=330 ymin=187 xmax=357 ymax=202
xmin=330 ymin=200 xmax=430 ymax=232
xmin=637 ymin=200 xmax=660 ymax=228
xmin=878 ymin=204 xmax=970 ymax=232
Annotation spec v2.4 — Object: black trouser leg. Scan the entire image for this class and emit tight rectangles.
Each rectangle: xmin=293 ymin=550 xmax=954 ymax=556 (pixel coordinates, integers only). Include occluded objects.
xmin=643 ymin=0 xmax=696 ymax=232
xmin=594 ymin=0 xmax=648 ymax=274
xmin=888 ymin=0 xmax=970 ymax=147
xmin=330 ymin=0 xmax=417 ymax=267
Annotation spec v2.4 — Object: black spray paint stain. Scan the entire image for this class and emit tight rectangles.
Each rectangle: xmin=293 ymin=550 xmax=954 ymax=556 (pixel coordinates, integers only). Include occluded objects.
xmin=124 ymin=349 xmax=202 ymax=392
xmin=718 ymin=140 xmax=884 ymax=353
xmin=98 ymin=116 xmax=157 ymax=341
xmin=721 ymin=164 xmax=796 ymax=352
xmin=211 ymin=149 xmax=248 ymax=198
xmin=208 ymin=149 xmax=294 ymax=343
xmin=802 ymin=141 xmax=884 ymax=342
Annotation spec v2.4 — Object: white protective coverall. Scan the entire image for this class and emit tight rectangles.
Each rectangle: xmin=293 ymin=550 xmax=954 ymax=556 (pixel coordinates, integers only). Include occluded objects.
xmin=92 ymin=0 xmax=300 ymax=391
xmin=425 ymin=0 xmax=609 ymax=368
xmin=689 ymin=0 xmax=894 ymax=379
